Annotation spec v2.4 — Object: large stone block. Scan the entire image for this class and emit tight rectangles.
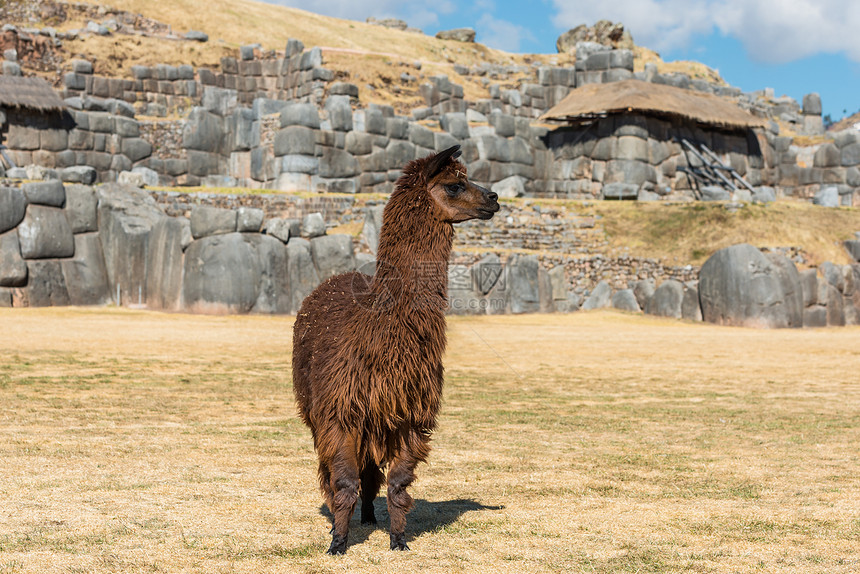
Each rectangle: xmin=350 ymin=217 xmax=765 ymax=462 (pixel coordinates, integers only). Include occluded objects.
xmin=202 ymin=86 xmax=238 ymax=116
xmin=473 ymin=253 xmax=503 ymax=295
xmin=325 ymin=95 xmax=353 ymax=131
xmin=699 ymin=243 xmax=802 ymax=328
xmin=361 ymin=204 xmax=385 ymax=255
xmin=615 ymin=135 xmax=649 ymax=162
xmin=582 ymin=280 xmax=612 ymax=310
xmin=97 ymin=184 xmax=164 ymax=305
xmin=190 ymin=206 xmax=238 ymax=239
xmin=385 ymin=117 xmax=409 ymax=140
xmin=23 ymin=180 xmax=65 ymax=207
xmin=319 ymin=147 xmax=359 ymax=178
xmin=6 ymin=123 xmax=40 ymax=149
xmin=612 ymin=288 xmax=640 ymax=312
xmin=506 ymin=254 xmax=540 ymax=313
xmin=62 ymin=166 xmax=98 ymax=185
xmin=440 ymin=113 xmax=469 ymax=139
xmin=88 ymin=112 xmax=113 ymax=133
xmin=237 ymin=207 xmax=264 ymax=232
xmin=803 ymin=305 xmax=827 ymax=327
xmin=183 ymin=233 xmax=261 ymax=313
xmin=262 ymin=217 xmax=299 ymax=243
xmin=385 ymin=140 xmax=416 ymax=170
xmin=26 ymin=260 xmax=71 ymax=307
xmin=681 ymin=283 xmax=703 ymax=321
xmin=510 ymin=137 xmax=533 ymax=165
xmin=813 ymin=143 xmax=840 ymax=168
xmin=841 ymin=143 xmax=860 ymax=167
xmin=476 ymin=135 xmax=511 ymax=162
xmin=845 ymin=240 xmax=860 ymax=262
xmin=604 ymin=160 xmax=657 ymax=185
xmin=187 ymin=151 xmax=221 ymax=176
xmin=17 ymin=206 xmax=75 ymax=259
xmin=345 ymin=131 xmax=374 ymax=155
xmin=182 ymin=107 xmax=224 ymax=152
xmin=799 ymin=268 xmax=818 ymax=307
xmin=61 ymin=232 xmax=110 ymax=306
xmin=490 ymin=113 xmax=516 ymax=138
xmin=365 ymin=106 xmax=387 ymax=135
xmin=287 ymin=238 xmax=320 ymax=312
xmin=145 ymin=217 xmax=188 ymax=311
xmin=114 ymin=116 xmax=140 ymax=138
xmin=645 ymin=280 xmax=684 ymax=318
xmin=310 ymin=234 xmax=355 ymax=280
xmin=123 ymin=138 xmax=153 ymax=163
xmin=0 ymin=187 xmax=27 ymax=234
xmin=274 ymin=126 xmax=316 ymax=156
xmin=802 ymin=92 xmax=822 ymax=115
xmin=280 ymin=154 xmax=319 ymax=174
xmin=64 ymin=184 xmax=98 ymax=233
xmin=228 ymin=108 xmax=255 ymax=152
xmin=280 ymin=103 xmax=321 ymax=129
xmin=824 ymin=284 xmax=845 ymax=326
xmin=245 ymin=234 xmax=290 ymax=314
xmin=491 ymin=175 xmax=525 ymax=198
xmin=407 ymin=123 xmax=435 ymax=149
xmin=40 ymin=129 xmax=68 ymax=152
xmin=0 ymin=231 xmax=27 ymax=287
xmin=633 ymin=278 xmax=655 ymax=309
xmin=301 ymin=213 xmax=326 ymax=238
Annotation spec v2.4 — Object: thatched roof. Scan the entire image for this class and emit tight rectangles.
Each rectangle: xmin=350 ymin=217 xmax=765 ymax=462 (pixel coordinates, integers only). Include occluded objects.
xmin=0 ymin=75 xmax=65 ymax=112
xmin=540 ymin=79 xmax=766 ymax=130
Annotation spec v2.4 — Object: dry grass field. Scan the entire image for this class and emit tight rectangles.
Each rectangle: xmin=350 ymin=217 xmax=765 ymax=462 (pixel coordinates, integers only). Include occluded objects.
xmin=1 ymin=307 xmax=859 ymax=573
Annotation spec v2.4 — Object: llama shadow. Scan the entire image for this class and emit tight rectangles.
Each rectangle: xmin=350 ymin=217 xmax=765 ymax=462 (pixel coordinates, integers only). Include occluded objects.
xmin=319 ymin=498 xmax=504 ymax=547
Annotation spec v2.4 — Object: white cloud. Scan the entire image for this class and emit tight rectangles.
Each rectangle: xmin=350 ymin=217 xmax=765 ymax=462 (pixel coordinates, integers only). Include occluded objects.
xmin=551 ymin=0 xmax=860 ymax=63
xmin=476 ymin=13 xmax=535 ymax=52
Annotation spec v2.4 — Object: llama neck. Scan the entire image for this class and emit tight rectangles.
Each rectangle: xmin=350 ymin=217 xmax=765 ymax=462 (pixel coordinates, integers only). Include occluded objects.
xmin=372 ymin=198 xmax=453 ymax=313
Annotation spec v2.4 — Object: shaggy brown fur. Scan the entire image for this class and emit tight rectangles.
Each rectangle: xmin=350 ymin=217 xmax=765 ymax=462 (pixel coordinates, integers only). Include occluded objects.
xmin=292 ymin=146 xmax=499 ymax=555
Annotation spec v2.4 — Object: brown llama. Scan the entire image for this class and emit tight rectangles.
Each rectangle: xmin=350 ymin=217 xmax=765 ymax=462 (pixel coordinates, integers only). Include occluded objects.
xmin=292 ymin=145 xmax=499 ymax=555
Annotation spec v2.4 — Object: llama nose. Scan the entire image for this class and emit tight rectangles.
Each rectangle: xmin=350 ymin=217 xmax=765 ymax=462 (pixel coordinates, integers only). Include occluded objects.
xmin=487 ymin=190 xmax=498 ymax=202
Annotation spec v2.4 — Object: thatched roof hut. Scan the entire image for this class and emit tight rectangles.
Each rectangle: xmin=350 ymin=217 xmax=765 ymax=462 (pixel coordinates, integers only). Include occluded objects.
xmin=0 ymin=75 xmax=65 ymax=113
xmin=540 ymin=79 xmax=766 ymax=130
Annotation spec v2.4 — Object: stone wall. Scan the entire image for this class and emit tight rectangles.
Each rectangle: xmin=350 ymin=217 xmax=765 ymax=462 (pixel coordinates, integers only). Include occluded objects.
xmin=3 ymin=37 xmax=859 ymax=205
xmin=61 ymin=39 xmax=335 ymax=117
xmin=536 ymin=115 xmax=766 ymax=200
xmin=0 ymin=181 xmax=358 ymax=313
xmin=4 ymin=180 xmax=858 ymax=327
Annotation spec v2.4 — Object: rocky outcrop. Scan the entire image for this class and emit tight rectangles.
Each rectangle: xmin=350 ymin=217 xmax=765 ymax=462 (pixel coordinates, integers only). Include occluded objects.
xmin=435 ymin=28 xmax=476 ymax=43
xmin=556 ymin=21 xmax=634 ymax=53
xmin=698 ymin=244 xmax=802 ymax=328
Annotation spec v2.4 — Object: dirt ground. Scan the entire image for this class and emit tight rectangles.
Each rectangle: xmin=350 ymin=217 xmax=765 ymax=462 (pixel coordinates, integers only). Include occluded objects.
xmin=1 ymin=307 xmax=858 ymax=573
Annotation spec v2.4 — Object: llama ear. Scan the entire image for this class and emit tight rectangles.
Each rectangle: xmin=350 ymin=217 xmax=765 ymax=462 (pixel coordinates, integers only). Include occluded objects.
xmin=425 ymin=145 xmax=461 ymax=179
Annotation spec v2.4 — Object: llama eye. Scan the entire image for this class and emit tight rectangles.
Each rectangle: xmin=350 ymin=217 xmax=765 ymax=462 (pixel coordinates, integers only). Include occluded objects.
xmin=445 ymin=183 xmax=463 ymax=196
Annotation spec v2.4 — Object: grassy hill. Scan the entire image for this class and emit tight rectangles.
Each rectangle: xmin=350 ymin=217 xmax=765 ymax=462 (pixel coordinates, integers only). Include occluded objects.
xmin=33 ymin=0 xmax=723 ymax=110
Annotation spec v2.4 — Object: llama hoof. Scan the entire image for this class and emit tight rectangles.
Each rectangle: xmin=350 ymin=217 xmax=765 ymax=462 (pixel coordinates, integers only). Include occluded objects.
xmin=390 ymin=534 xmax=410 ymax=551
xmin=360 ymin=513 xmax=377 ymax=526
xmin=327 ymin=534 xmax=347 ymax=555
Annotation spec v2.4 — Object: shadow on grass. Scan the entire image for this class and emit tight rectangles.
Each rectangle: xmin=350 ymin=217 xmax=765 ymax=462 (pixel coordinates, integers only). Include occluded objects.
xmin=319 ymin=497 xmax=504 ymax=549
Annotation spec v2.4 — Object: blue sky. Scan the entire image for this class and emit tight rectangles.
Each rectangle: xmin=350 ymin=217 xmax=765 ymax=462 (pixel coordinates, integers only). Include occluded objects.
xmin=264 ymin=0 xmax=860 ymax=122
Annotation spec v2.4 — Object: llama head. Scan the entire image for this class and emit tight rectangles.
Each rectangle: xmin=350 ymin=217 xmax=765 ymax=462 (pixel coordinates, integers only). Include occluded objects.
xmin=423 ymin=145 xmax=500 ymax=223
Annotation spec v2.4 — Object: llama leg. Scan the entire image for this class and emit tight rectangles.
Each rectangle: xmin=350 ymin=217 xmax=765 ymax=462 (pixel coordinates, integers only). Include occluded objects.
xmin=326 ymin=440 xmax=360 ymax=555
xmin=360 ymin=460 xmax=384 ymax=525
xmin=318 ymin=461 xmax=336 ymax=533
xmin=387 ymin=433 xmax=431 ymax=551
